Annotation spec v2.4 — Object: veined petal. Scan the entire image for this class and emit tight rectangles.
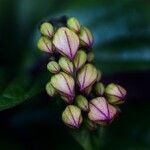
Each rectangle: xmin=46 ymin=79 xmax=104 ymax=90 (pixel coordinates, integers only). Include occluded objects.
xmin=59 ymin=57 xmax=74 ymax=75
xmin=77 ymin=64 xmax=97 ymax=91
xmin=37 ymin=36 xmax=53 ymax=53
xmin=74 ymin=50 xmax=87 ymax=70
xmin=50 ymin=72 xmax=75 ymax=99
xmin=45 ymin=82 xmax=56 ymax=97
xmin=53 ymin=27 xmax=79 ymax=60
xmin=62 ymin=105 xmax=83 ymax=128
xmin=88 ymin=97 xmax=118 ymax=125
xmin=47 ymin=61 xmax=60 ymax=73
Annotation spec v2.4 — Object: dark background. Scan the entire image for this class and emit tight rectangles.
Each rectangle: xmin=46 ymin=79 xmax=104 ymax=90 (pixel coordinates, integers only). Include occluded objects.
xmin=0 ymin=0 xmax=150 ymax=149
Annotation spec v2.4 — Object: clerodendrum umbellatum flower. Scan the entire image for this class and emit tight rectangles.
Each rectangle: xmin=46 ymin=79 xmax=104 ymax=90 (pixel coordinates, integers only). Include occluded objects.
xmin=75 ymin=95 xmax=89 ymax=112
xmin=74 ymin=50 xmax=87 ymax=70
xmin=67 ymin=17 xmax=81 ymax=33
xmin=77 ymin=63 xmax=97 ymax=91
xmin=62 ymin=105 xmax=83 ymax=128
xmin=105 ymin=83 xmax=127 ymax=104
xmin=40 ymin=22 xmax=54 ymax=38
xmin=79 ymin=27 xmax=93 ymax=48
xmin=47 ymin=61 xmax=60 ymax=73
xmin=37 ymin=16 xmax=127 ymax=129
xmin=88 ymin=97 xmax=118 ymax=125
xmin=51 ymin=72 xmax=75 ymax=102
xmin=59 ymin=57 xmax=74 ymax=75
xmin=95 ymin=82 xmax=105 ymax=96
xmin=37 ymin=36 xmax=53 ymax=53
xmin=46 ymin=82 xmax=56 ymax=97
xmin=53 ymin=27 xmax=79 ymax=60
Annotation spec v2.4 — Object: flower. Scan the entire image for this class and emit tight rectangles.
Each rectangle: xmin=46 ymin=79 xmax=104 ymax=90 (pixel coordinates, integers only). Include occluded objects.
xmin=74 ymin=50 xmax=87 ymax=70
xmin=96 ymin=69 xmax=102 ymax=82
xmin=59 ymin=57 xmax=74 ymax=75
xmin=62 ymin=105 xmax=83 ymax=128
xmin=88 ymin=97 xmax=118 ymax=125
xmin=45 ymin=82 xmax=56 ymax=97
xmin=50 ymin=72 xmax=75 ymax=101
xmin=105 ymin=83 xmax=127 ymax=104
xmin=77 ymin=64 xmax=97 ymax=91
xmin=67 ymin=17 xmax=81 ymax=33
xmin=53 ymin=27 xmax=79 ymax=60
xmin=75 ymin=95 xmax=89 ymax=112
xmin=37 ymin=36 xmax=53 ymax=53
xmin=47 ymin=61 xmax=60 ymax=73
xmin=79 ymin=27 xmax=93 ymax=48
xmin=40 ymin=22 xmax=54 ymax=38
xmin=94 ymin=82 xmax=105 ymax=96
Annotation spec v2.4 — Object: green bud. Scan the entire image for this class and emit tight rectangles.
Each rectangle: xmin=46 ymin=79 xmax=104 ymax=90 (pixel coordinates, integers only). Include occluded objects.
xmin=96 ymin=69 xmax=102 ymax=82
xmin=47 ymin=61 xmax=60 ymax=73
xmin=37 ymin=36 xmax=53 ymax=53
xmin=62 ymin=105 xmax=83 ymax=128
xmin=45 ymin=82 xmax=56 ymax=97
xmin=95 ymin=82 xmax=105 ymax=96
xmin=87 ymin=52 xmax=94 ymax=62
xmin=74 ymin=50 xmax=87 ymax=70
xmin=79 ymin=27 xmax=93 ymax=48
xmin=105 ymin=83 xmax=127 ymax=105
xmin=75 ymin=95 xmax=89 ymax=112
xmin=67 ymin=17 xmax=81 ymax=33
xmin=40 ymin=22 xmax=54 ymax=38
xmin=59 ymin=57 xmax=74 ymax=75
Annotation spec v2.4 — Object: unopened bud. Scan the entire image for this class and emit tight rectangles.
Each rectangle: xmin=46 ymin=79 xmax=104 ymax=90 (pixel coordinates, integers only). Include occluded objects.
xmin=40 ymin=22 xmax=54 ymax=38
xmin=45 ymin=82 xmax=56 ymax=97
xmin=95 ymin=82 xmax=105 ymax=96
xmin=47 ymin=61 xmax=60 ymax=73
xmin=67 ymin=17 xmax=81 ymax=33
xmin=88 ymin=97 xmax=118 ymax=125
xmin=51 ymin=72 xmax=75 ymax=101
xmin=74 ymin=50 xmax=87 ymax=70
xmin=62 ymin=105 xmax=83 ymax=128
xmin=87 ymin=52 xmax=94 ymax=62
xmin=96 ymin=69 xmax=102 ymax=82
xmin=59 ymin=57 xmax=74 ymax=75
xmin=37 ymin=36 xmax=53 ymax=53
xmin=75 ymin=95 xmax=89 ymax=112
xmin=77 ymin=64 xmax=97 ymax=91
xmin=53 ymin=27 xmax=79 ymax=60
xmin=79 ymin=27 xmax=93 ymax=48
xmin=105 ymin=83 xmax=127 ymax=104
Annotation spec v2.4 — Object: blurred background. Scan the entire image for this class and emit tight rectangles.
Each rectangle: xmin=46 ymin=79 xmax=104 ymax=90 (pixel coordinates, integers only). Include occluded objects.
xmin=0 ymin=0 xmax=150 ymax=149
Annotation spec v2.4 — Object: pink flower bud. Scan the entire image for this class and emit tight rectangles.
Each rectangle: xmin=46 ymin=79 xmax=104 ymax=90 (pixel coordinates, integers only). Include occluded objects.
xmin=53 ymin=27 xmax=79 ymax=60
xmin=88 ymin=97 xmax=118 ymax=125
xmin=50 ymin=72 xmax=75 ymax=101
xmin=62 ymin=105 xmax=83 ymax=128
xmin=77 ymin=64 xmax=97 ymax=91
xmin=105 ymin=83 xmax=127 ymax=104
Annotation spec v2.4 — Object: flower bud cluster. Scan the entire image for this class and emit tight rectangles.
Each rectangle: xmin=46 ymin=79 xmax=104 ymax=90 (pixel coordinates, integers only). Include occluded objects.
xmin=37 ymin=17 xmax=127 ymax=129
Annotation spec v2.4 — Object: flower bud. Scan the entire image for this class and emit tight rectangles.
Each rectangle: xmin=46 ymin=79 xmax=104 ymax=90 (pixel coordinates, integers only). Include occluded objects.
xmin=77 ymin=64 xmax=97 ymax=91
xmin=67 ymin=17 xmax=81 ymax=33
xmin=53 ymin=27 xmax=79 ymax=60
xmin=62 ymin=105 xmax=83 ymax=128
xmin=74 ymin=50 xmax=87 ymax=70
xmin=40 ymin=22 xmax=54 ymax=38
xmin=95 ymin=82 xmax=105 ymax=96
xmin=50 ymin=72 xmax=75 ymax=101
xmin=59 ymin=57 xmax=74 ymax=75
xmin=45 ymin=82 xmax=56 ymax=97
xmin=75 ymin=95 xmax=89 ymax=112
xmin=37 ymin=36 xmax=53 ymax=53
xmin=79 ymin=27 xmax=93 ymax=48
xmin=105 ymin=83 xmax=127 ymax=104
xmin=88 ymin=97 xmax=118 ymax=125
xmin=47 ymin=61 xmax=60 ymax=73
xmin=96 ymin=69 xmax=102 ymax=82
xmin=87 ymin=52 xmax=94 ymax=62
